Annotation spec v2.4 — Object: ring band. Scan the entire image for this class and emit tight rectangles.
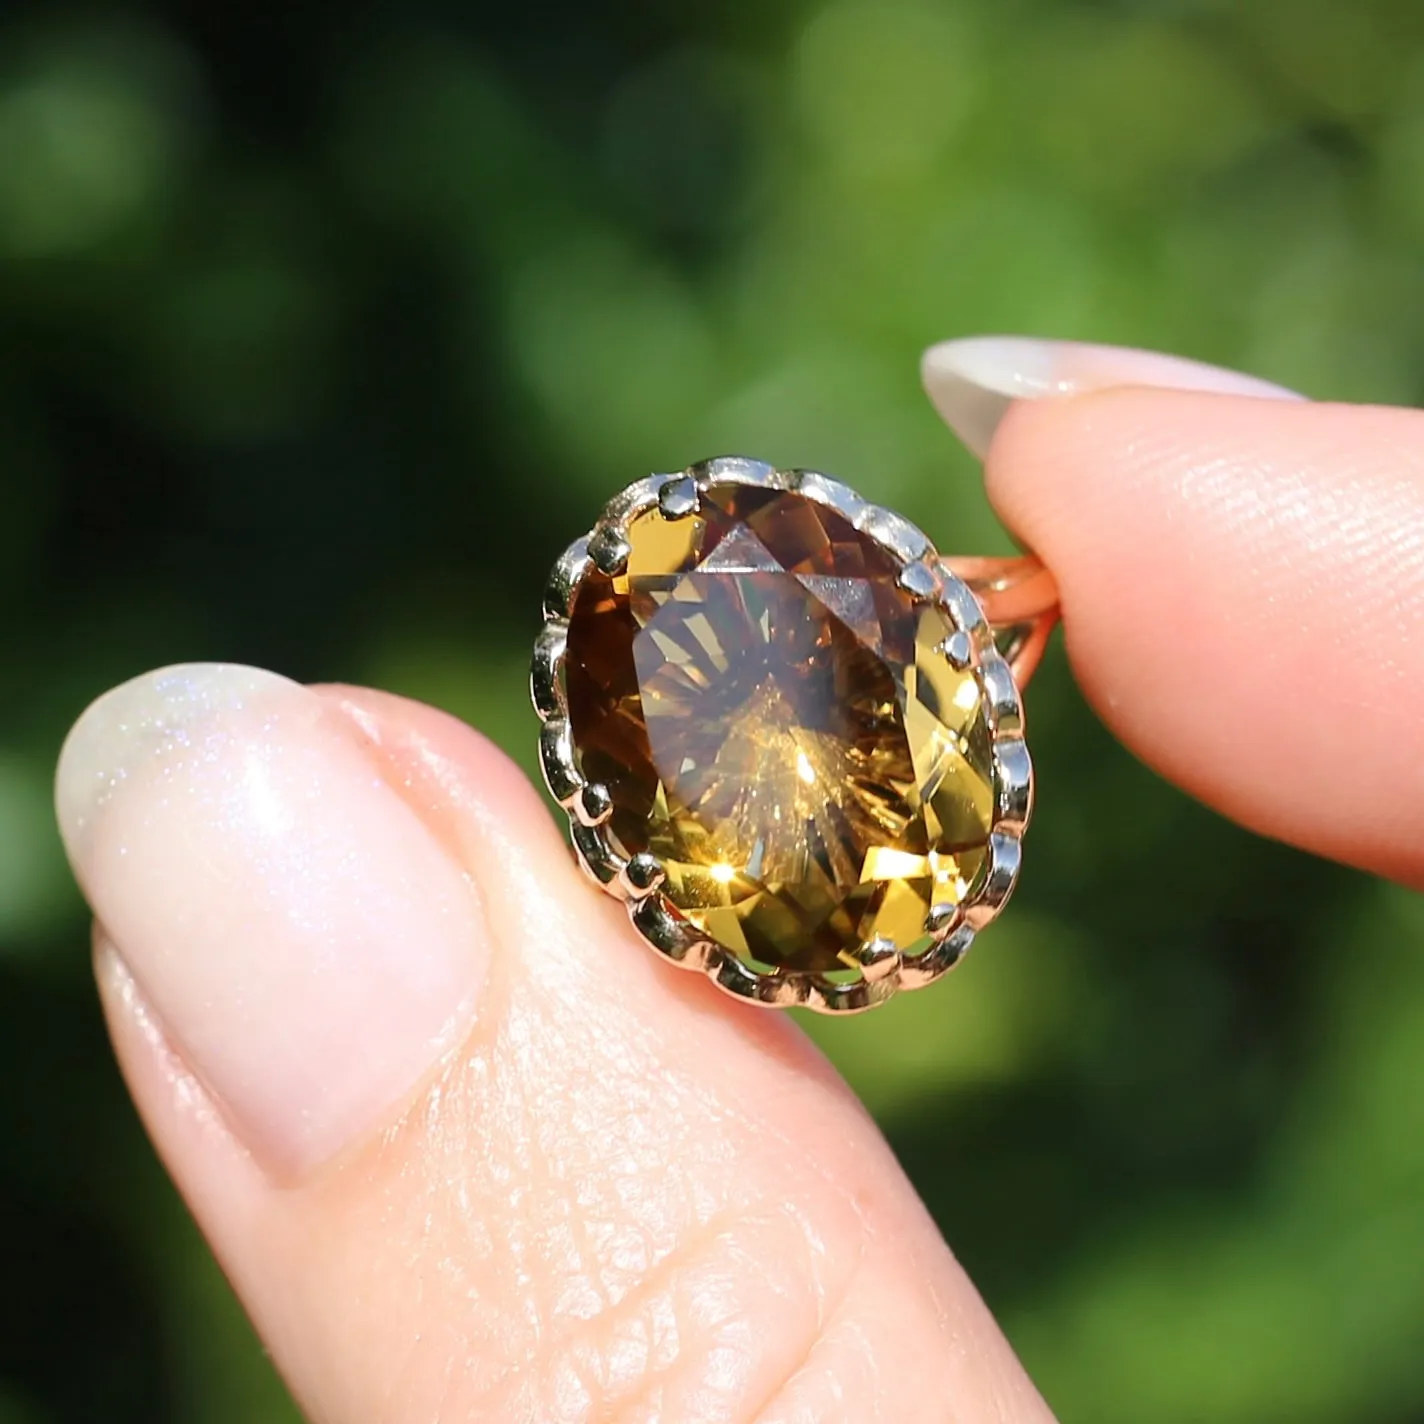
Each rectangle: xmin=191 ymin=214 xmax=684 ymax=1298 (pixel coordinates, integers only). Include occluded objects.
xmin=939 ymin=554 xmax=1059 ymax=687
xmin=532 ymin=456 xmax=1058 ymax=1015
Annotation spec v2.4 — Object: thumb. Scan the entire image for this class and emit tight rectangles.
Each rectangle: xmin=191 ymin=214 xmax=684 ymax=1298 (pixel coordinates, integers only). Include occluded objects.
xmin=57 ymin=663 xmax=1055 ymax=1423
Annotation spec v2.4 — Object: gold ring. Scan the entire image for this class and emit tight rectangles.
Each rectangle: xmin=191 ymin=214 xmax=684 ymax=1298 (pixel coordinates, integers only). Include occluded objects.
xmin=531 ymin=456 xmax=1058 ymax=1014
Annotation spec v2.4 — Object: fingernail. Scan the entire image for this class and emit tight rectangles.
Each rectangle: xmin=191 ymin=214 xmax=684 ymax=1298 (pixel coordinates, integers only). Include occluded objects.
xmin=921 ymin=336 xmax=1303 ymax=460
xmin=55 ymin=663 xmax=487 ymax=1174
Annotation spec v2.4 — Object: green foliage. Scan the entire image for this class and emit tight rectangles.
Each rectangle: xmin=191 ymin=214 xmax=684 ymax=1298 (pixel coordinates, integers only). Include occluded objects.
xmin=2 ymin=0 xmax=1421 ymax=1418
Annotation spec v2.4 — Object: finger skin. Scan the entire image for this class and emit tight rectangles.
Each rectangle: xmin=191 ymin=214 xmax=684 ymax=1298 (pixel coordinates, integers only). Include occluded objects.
xmin=97 ymin=687 xmax=1055 ymax=1424
xmin=988 ymin=391 xmax=1424 ymax=886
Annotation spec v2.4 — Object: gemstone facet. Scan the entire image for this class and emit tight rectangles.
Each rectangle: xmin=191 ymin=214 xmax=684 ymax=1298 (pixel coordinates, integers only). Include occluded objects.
xmin=564 ymin=478 xmax=997 ymax=978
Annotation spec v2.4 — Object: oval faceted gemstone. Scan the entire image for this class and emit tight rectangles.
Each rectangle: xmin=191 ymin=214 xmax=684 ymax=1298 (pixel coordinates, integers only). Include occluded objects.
xmin=566 ymin=482 xmax=994 ymax=975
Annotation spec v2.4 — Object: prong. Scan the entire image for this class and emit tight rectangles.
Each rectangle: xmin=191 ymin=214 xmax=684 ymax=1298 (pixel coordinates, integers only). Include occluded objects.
xmin=543 ymin=537 xmax=591 ymax=620
xmin=574 ymin=780 xmax=613 ymax=828
xmin=538 ymin=718 xmax=580 ymax=805
xmin=980 ymin=656 xmax=1023 ymax=735
xmin=856 ymin=504 xmax=931 ymax=564
xmin=939 ymin=574 xmax=989 ymax=637
xmin=963 ymin=831 xmax=1022 ymax=930
xmin=588 ymin=527 xmax=631 ymax=577
xmin=600 ymin=475 xmax=665 ymax=526
xmin=923 ymin=902 xmax=958 ymax=937
xmin=994 ymin=738 xmax=1033 ymax=831
xmin=897 ymin=559 xmax=940 ymax=600
xmin=855 ymin=937 xmax=901 ymax=985
xmin=804 ymin=975 xmax=891 ymax=1014
xmin=899 ymin=924 xmax=974 ymax=989
xmin=788 ymin=469 xmax=867 ymax=523
xmin=572 ymin=819 xmax=624 ymax=889
xmin=620 ymin=851 xmax=666 ymax=898
xmin=687 ymin=455 xmax=779 ymax=489
xmin=938 ymin=629 xmax=973 ymax=670
xmin=657 ymin=475 xmax=699 ymax=520
xmin=631 ymin=894 xmax=719 ymax=969
xmin=714 ymin=955 xmax=807 ymax=1006
xmin=529 ymin=622 xmax=567 ymax=722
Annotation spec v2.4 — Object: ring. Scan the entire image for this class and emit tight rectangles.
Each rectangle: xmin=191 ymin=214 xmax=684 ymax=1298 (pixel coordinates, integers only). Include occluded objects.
xmin=531 ymin=456 xmax=1058 ymax=1014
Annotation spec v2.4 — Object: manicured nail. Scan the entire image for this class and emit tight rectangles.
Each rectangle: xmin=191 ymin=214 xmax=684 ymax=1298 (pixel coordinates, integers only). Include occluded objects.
xmin=921 ymin=336 xmax=1303 ymax=460
xmin=55 ymin=664 xmax=487 ymax=1174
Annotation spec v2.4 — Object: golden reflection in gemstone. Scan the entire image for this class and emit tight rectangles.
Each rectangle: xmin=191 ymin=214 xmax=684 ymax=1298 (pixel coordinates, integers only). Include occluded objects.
xmin=565 ymin=482 xmax=995 ymax=977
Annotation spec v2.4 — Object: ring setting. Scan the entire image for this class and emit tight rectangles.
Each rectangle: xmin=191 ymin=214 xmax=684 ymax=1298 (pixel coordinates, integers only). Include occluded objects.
xmin=532 ymin=456 xmax=1056 ymax=1014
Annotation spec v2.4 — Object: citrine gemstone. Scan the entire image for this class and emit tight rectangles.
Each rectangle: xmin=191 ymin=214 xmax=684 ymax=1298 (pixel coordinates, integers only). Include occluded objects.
xmin=565 ymin=481 xmax=995 ymax=976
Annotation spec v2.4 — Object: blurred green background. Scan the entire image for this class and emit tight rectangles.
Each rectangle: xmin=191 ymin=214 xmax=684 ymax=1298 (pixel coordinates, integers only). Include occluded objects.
xmin=4 ymin=0 xmax=1424 ymax=1419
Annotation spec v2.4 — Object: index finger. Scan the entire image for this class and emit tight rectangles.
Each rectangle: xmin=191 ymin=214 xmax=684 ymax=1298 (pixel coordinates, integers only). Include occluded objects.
xmin=925 ymin=337 xmax=1424 ymax=886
